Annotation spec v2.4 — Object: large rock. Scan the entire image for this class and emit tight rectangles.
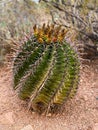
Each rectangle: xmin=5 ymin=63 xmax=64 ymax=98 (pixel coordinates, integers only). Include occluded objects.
xmin=77 ymin=43 xmax=97 ymax=59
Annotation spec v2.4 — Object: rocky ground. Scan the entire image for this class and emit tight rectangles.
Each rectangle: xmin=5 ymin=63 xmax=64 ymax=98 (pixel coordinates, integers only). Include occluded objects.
xmin=0 ymin=58 xmax=98 ymax=130
xmin=0 ymin=1 xmax=98 ymax=130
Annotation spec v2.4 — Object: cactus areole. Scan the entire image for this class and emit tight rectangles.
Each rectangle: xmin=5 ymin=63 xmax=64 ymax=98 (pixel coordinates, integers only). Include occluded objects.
xmin=13 ymin=24 xmax=80 ymax=114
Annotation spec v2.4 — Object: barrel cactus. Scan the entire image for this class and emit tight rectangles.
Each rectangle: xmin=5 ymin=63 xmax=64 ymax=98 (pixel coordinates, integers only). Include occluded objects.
xmin=13 ymin=24 xmax=80 ymax=114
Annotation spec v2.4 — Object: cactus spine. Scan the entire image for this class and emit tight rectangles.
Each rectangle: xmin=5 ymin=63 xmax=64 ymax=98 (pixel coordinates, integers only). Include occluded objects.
xmin=13 ymin=24 xmax=80 ymax=114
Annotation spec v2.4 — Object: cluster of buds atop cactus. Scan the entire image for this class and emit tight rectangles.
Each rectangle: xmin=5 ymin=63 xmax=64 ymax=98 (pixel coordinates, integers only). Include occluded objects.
xmin=33 ymin=24 xmax=68 ymax=44
xmin=13 ymin=23 xmax=80 ymax=115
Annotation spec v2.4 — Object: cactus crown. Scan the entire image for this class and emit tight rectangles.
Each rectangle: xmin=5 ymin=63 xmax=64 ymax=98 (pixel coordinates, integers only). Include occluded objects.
xmin=33 ymin=24 xmax=68 ymax=43
xmin=13 ymin=24 xmax=80 ymax=115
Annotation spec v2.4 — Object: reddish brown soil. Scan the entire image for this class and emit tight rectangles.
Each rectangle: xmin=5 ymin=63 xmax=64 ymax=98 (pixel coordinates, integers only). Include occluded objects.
xmin=0 ymin=58 xmax=98 ymax=130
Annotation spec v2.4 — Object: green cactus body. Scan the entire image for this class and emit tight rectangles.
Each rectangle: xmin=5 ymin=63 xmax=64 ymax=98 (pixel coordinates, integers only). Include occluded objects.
xmin=13 ymin=24 xmax=80 ymax=114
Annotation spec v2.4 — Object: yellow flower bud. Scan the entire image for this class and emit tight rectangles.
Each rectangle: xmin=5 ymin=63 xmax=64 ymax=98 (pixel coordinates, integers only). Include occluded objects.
xmin=58 ymin=36 xmax=63 ymax=42
xmin=46 ymin=38 xmax=51 ymax=43
xmin=38 ymin=38 xmax=43 ymax=43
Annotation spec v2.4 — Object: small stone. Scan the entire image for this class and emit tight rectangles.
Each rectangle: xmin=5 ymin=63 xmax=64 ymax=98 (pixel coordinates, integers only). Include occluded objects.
xmin=0 ymin=112 xmax=15 ymax=125
xmin=93 ymin=123 xmax=98 ymax=130
xmin=96 ymin=97 xmax=98 ymax=100
xmin=21 ymin=125 xmax=33 ymax=130
xmin=46 ymin=113 xmax=52 ymax=117
xmin=5 ymin=112 xmax=15 ymax=124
